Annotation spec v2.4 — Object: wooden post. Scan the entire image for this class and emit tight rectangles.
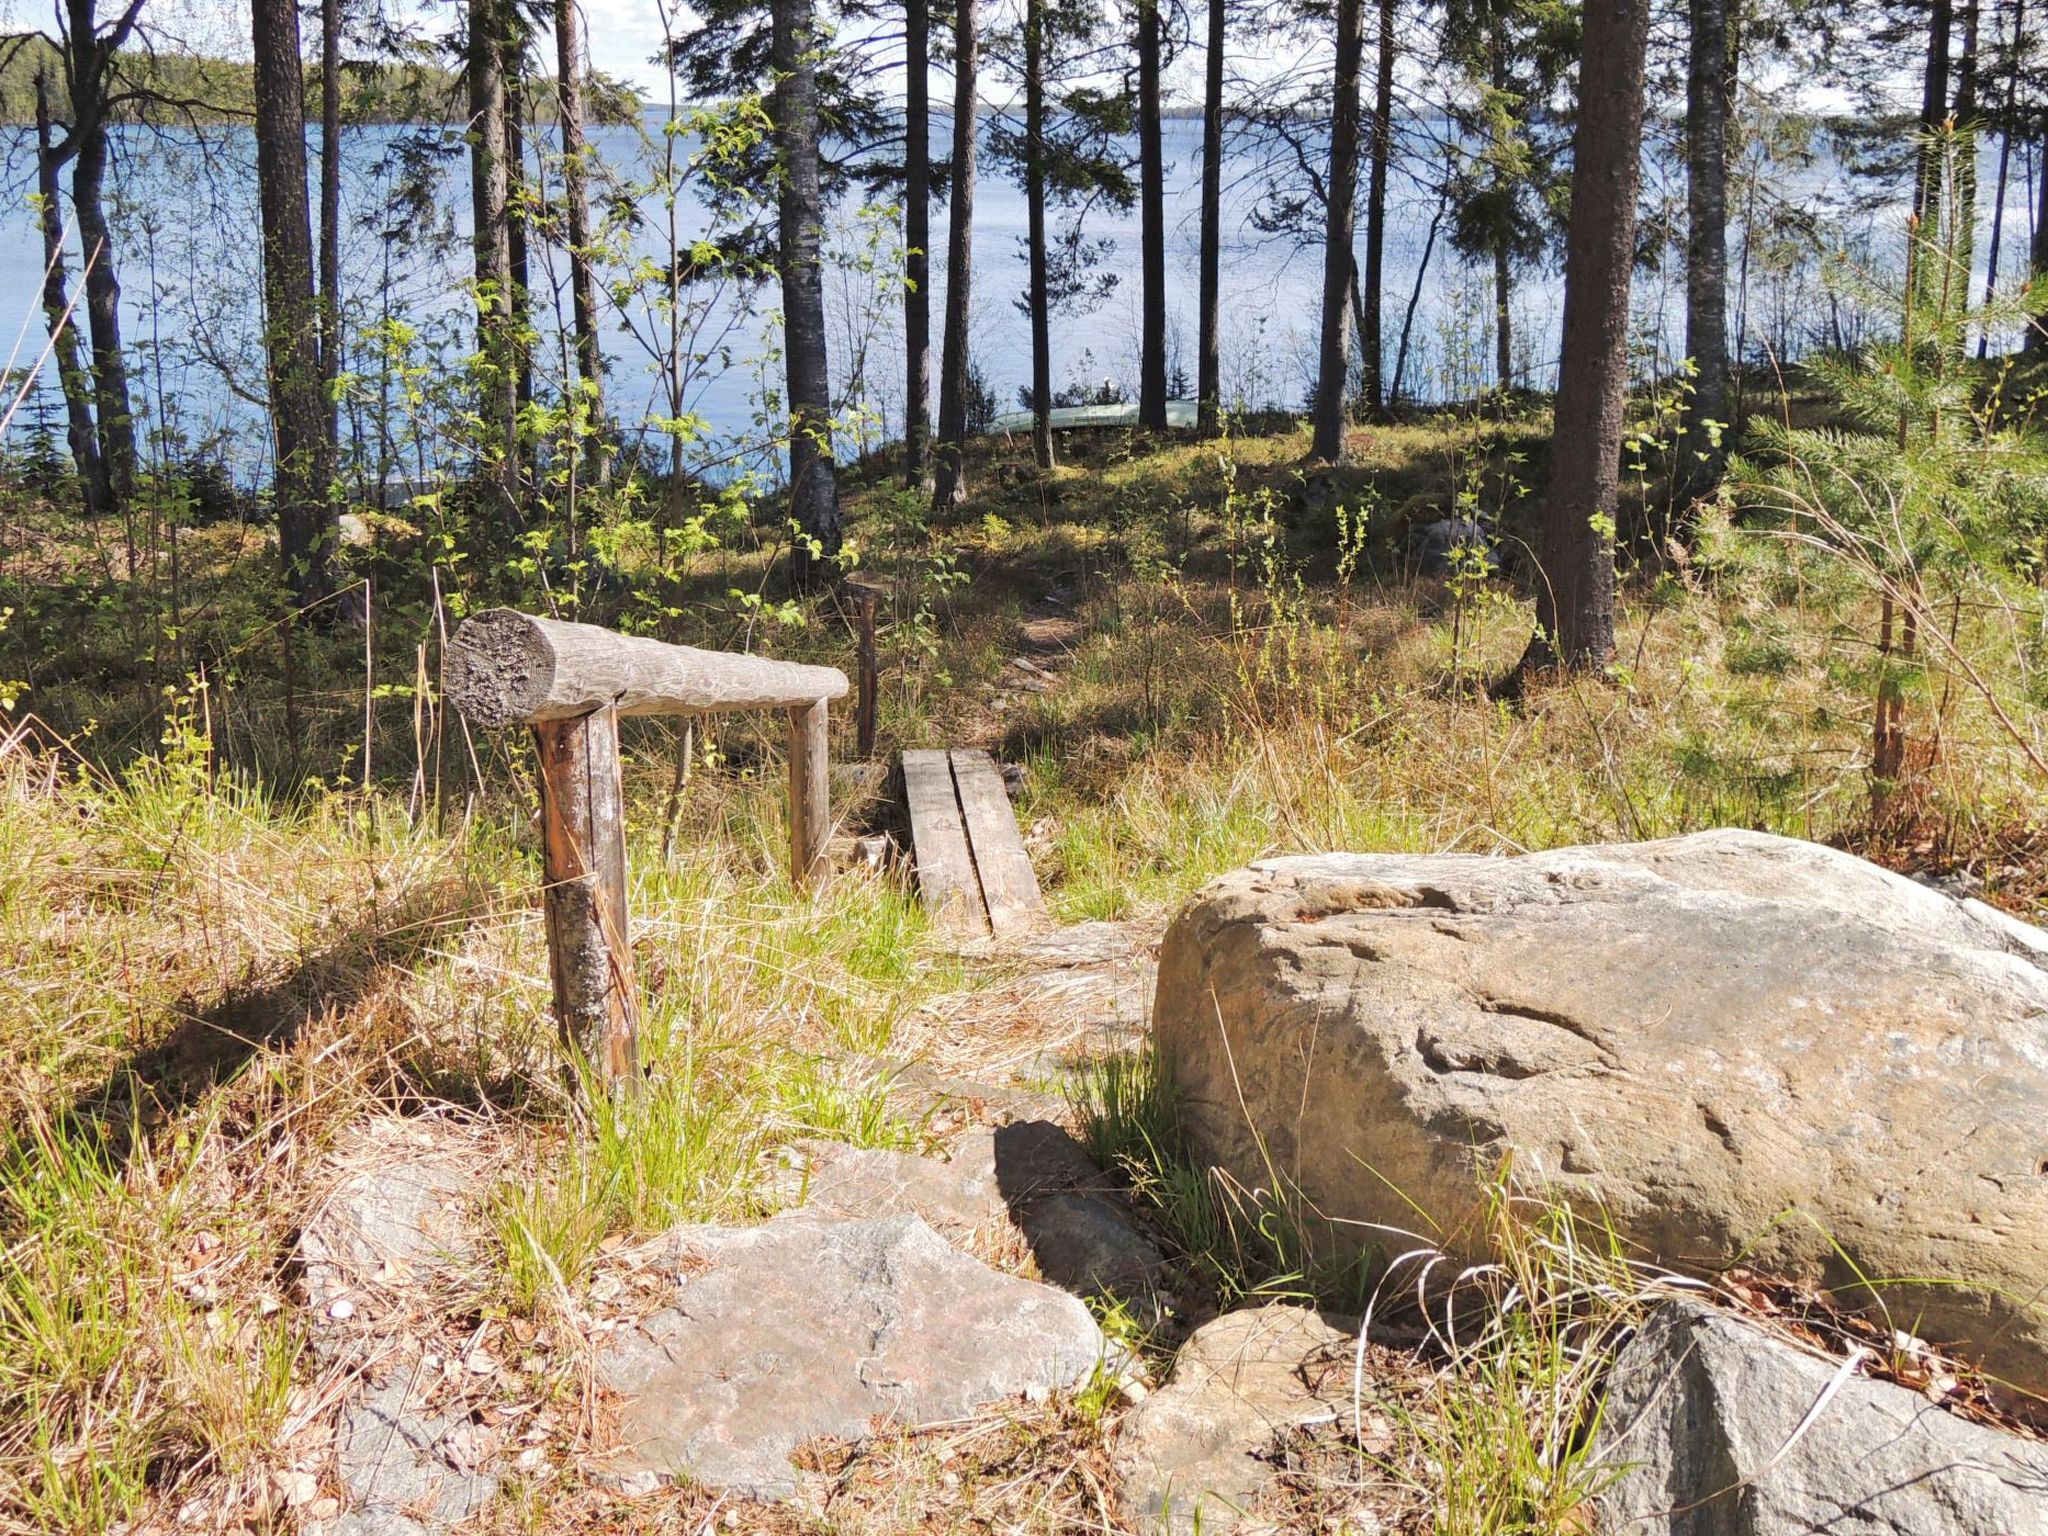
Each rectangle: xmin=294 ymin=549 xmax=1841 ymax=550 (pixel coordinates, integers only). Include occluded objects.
xmin=788 ymin=698 xmax=831 ymax=889
xmin=852 ymin=582 xmax=880 ymax=759
xmin=533 ymin=705 xmax=641 ymax=1089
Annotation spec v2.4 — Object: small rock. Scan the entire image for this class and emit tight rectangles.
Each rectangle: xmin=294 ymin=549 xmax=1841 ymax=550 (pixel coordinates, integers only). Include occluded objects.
xmin=1116 ymin=1304 xmax=1352 ymax=1536
xmin=299 ymin=1117 xmax=477 ymax=1306
xmin=1408 ymin=516 xmax=1498 ymax=577
xmin=1020 ymin=1192 xmax=1168 ymax=1301
xmin=599 ymin=1212 xmax=1105 ymax=1500
xmin=334 ymin=1369 xmax=499 ymax=1532
xmin=1595 ymin=1299 xmax=2048 ymax=1535
xmin=327 ymin=1297 xmax=356 ymax=1322
xmin=271 ymin=1468 xmax=319 ymax=1508
xmin=792 ymin=1131 xmax=1007 ymax=1236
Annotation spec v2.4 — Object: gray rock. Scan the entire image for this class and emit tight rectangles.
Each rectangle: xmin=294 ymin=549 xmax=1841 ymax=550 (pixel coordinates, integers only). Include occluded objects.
xmin=599 ymin=1213 xmax=1106 ymax=1499
xmin=1022 ymin=1193 xmax=1169 ymax=1299
xmin=789 ymin=1131 xmax=1009 ymax=1236
xmin=1153 ymin=829 xmax=2048 ymax=1394
xmin=299 ymin=1118 xmax=477 ymax=1305
xmin=1595 ymin=1300 xmax=2048 ymax=1535
xmin=1115 ymin=1305 xmax=1351 ymax=1535
xmin=334 ymin=1371 xmax=498 ymax=1532
xmin=1409 ymin=516 xmax=1497 ymax=577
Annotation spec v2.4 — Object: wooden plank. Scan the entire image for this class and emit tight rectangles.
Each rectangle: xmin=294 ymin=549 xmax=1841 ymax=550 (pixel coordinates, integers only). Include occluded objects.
xmin=903 ymin=748 xmax=989 ymax=937
xmin=950 ymin=749 xmax=1046 ymax=938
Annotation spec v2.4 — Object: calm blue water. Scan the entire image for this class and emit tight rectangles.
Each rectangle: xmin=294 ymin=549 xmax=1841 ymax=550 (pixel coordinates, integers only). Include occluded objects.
xmin=0 ymin=108 xmax=1969 ymax=484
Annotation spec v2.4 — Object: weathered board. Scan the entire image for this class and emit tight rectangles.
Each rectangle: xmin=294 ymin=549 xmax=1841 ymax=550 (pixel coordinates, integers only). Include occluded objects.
xmin=902 ymin=749 xmax=986 ymax=937
xmin=901 ymin=748 xmax=1046 ymax=939
xmin=949 ymin=750 xmax=1047 ymax=938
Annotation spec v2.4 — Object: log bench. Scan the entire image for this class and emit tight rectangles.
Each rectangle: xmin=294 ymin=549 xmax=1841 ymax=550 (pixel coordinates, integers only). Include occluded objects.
xmin=447 ymin=608 xmax=848 ymax=1089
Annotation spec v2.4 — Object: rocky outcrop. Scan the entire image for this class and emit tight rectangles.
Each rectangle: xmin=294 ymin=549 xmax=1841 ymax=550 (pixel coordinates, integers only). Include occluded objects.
xmin=598 ymin=1212 xmax=1106 ymax=1499
xmin=1595 ymin=1300 xmax=2048 ymax=1534
xmin=1152 ymin=830 xmax=2048 ymax=1392
xmin=299 ymin=1118 xmax=497 ymax=1535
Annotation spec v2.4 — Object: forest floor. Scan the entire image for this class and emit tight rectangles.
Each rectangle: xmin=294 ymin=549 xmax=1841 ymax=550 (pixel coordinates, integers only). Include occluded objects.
xmin=1 ymin=407 xmax=2044 ymax=1533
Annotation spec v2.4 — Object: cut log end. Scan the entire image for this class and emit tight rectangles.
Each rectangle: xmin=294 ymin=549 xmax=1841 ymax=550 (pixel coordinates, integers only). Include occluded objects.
xmin=446 ymin=608 xmax=557 ymax=729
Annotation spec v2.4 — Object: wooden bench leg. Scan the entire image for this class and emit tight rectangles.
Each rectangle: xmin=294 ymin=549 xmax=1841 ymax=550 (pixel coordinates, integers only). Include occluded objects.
xmin=533 ymin=706 xmax=641 ymax=1091
xmin=788 ymin=698 xmax=831 ymax=890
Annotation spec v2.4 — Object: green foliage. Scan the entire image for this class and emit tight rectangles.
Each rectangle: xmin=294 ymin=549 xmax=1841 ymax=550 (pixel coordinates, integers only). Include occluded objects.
xmin=1736 ymin=123 xmax=2048 ymax=806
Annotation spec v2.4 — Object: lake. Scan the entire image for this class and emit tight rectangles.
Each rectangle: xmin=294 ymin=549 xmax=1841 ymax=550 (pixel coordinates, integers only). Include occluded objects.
xmin=0 ymin=107 xmax=1965 ymax=484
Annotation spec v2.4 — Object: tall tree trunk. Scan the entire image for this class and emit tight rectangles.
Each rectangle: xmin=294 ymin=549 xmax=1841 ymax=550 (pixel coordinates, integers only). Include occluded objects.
xmin=34 ymin=73 xmax=111 ymax=518
xmin=1680 ymin=0 xmax=1731 ymax=502
xmin=507 ymin=90 xmax=534 ymax=414
xmin=1390 ymin=188 xmax=1446 ymax=408
xmin=556 ymin=0 xmax=608 ymax=474
xmin=1361 ymin=0 xmax=1394 ymax=415
xmin=1137 ymin=0 xmax=1168 ymax=428
xmin=1196 ymin=0 xmax=1225 ymax=436
xmin=1981 ymin=0 xmax=2024 ymax=357
xmin=772 ymin=0 xmax=843 ymax=584
xmin=2030 ymin=131 xmax=2048 ymax=353
xmin=469 ymin=0 xmax=520 ymax=502
xmin=253 ymin=0 xmax=338 ymax=611
xmin=1952 ymin=0 xmax=1981 ymax=306
xmin=904 ymin=0 xmax=932 ymax=482
xmin=1024 ymin=0 xmax=1056 ymax=469
xmin=1494 ymin=241 xmax=1513 ymax=389
xmin=320 ymin=0 xmax=343 ymax=453
xmin=1311 ymin=0 xmax=1364 ymax=462
xmin=1916 ymin=0 xmax=1954 ymax=262
xmin=69 ymin=120 xmax=134 ymax=503
xmin=932 ymin=0 xmax=978 ymax=509
xmin=1521 ymin=0 xmax=1651 ymax=675
xmin=1489 ymin=20 xmax=1513 ymax=393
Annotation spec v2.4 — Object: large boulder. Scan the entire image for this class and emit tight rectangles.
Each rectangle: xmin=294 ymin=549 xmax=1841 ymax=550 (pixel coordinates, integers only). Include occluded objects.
xmin=1594 ymin=1299 xmax=2048 ymax=1534
xmin=1152 ymin=830 xmax=2048 ymax=1393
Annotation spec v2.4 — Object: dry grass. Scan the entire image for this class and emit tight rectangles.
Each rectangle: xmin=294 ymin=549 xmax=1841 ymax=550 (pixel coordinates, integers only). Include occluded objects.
xmin=0 ymin=411 xmax=2043 ymax=1532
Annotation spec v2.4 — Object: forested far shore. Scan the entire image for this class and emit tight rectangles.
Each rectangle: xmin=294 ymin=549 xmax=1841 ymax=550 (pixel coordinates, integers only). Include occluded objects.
xmin=0 ymin=39 xmax=645 ymax=125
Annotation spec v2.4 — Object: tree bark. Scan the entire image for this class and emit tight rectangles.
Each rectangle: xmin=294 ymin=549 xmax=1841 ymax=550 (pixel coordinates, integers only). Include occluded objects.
xmin=904 ymin=0 xmax=932 ymax=482
xmin=1137 ymin=0 xmax=1168 ymax=429
xmin=34 ymin=73 xmax=111 ymax=518
xmin=69 ymin=112 xmax=134 ymax=503
xmin=469 ymin=0 xmax=520 ymax=502
xmin=253 ymin=0 xmax=339 ymax=610
xmin=773 ymin=0 xmax=844 ymax=583
xmin=1916 ymin=0 xmax=1954 ymax=264
xmin=932 ymin=0 xmax=978 ymax=509
xmin=1981 ymin=0 xmax=2023 ymax=357
xmin=1361 ymin=0 xmax=1394 ymax=415
xmin=1311 ymin=0 xmax=1364 ymax=462
xmin=1521 ymin=0 xmax=1650 ymax=675
xmin=59 ymin=0 xmax=139 ymax=507
xmin=2033 ymin=134 xmax=2048 ymax=353
xmin=320 ymin=0 xmax=343 ymax=453
xmin=1952 ymin=0 xmax=1981 ymax=302
xmin=507 ymin=89 xmax=535 ymax=414
xmin=1489 ymin=20 xmax=1513 ymax=393
xmin=1196 ymin=0 xmax=1225 ymax=435
xmin=1024 ymin=0 xmax=1057 ymax=469
xmin=1680 ymin=0 xmax=1731 ymax=501
xmin=556 ymin=0 xmax=608 ymax=475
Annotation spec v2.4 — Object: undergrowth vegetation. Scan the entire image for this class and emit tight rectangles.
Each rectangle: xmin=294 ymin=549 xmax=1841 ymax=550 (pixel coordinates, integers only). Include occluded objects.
xmin=1 ymin=383 xmax=2044 ymax=1530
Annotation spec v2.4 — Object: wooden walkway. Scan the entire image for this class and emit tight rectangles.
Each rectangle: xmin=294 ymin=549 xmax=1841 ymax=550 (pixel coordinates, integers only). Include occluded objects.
xmin=902 ymin=749 xmax=1048 ymax=939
